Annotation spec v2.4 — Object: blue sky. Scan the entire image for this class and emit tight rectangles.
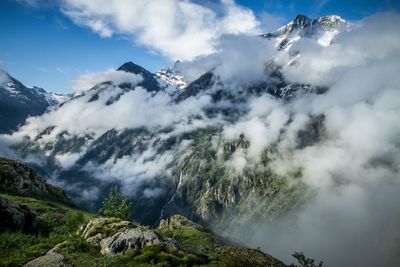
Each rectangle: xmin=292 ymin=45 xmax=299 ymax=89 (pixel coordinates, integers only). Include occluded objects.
xmin=0 ymin=0 xmax=398 ymax=93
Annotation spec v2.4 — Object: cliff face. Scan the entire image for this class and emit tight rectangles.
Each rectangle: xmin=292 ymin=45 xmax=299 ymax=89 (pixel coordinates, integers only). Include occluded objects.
xmin=0 ymin=157 xmax=71 ymax=204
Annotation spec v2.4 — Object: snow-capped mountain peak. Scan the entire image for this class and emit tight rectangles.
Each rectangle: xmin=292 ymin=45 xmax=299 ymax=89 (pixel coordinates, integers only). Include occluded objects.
xmin=156 ymin=66 xmax=187 ymax=91
xmin=262 ymin=14 xmax=348 ymax=48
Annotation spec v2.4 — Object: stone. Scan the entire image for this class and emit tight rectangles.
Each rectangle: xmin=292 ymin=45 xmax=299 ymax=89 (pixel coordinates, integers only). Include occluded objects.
xmin=0 ymin=196 xmax=36 ymax=232
xmin=100 ymin=227 xmax=177 ymax=256
xmin=23 ymin=251 xmax=71 ymax=267
xmin=79 ymin=217 xmax=133 ymax=245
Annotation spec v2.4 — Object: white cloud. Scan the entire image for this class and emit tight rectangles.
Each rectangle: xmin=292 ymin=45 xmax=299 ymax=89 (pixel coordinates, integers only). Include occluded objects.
xmin=220 ymin=13 xmax=400 ymax=267
xmin=70 ymin=68 xmax=143 ymax=92
xmin=60 ymin=0 xmax=260 ymax=60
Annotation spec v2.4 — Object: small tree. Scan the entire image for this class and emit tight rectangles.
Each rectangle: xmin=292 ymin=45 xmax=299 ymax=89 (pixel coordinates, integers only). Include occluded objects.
xmin=98 ymin=187 xmax=133 ymax=220
xmin=290 ymin=251 xmax=324 ymax=267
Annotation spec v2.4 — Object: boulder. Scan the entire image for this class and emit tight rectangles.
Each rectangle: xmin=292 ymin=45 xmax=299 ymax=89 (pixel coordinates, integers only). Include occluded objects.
xmin=79 ymin=217 xmax=134 ymax=245
xmin=100 ymin=227 xmax=177 ymax=256
xmin=80 ymin=218 xmax=176 ymax=256
xmin=0 ymin=196 xmax=36 ymax=232
xmin=23 ymin=251 xmax=71 ymax=267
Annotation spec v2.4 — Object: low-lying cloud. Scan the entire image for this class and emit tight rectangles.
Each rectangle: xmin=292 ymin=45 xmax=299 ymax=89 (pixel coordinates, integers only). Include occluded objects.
xmin=70 ymin=69 xmax=143 ymax=92
xmin=216 ymin=12 xmax=400 ymax=267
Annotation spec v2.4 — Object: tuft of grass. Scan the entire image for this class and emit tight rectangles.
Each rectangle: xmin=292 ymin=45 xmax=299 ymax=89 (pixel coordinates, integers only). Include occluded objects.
xmin=62 ymin=243 xmax=209 ymax=267
xmin=64 ymin=236 xmax=89 ymax=254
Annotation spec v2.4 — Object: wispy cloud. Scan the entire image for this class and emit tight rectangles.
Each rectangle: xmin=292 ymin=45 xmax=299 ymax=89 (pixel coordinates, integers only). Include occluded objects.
xmin=55 ymin=67 xmax=66 ymax=74
xmin=33 ymin=65 xmax=49 ymax=73
xmin=59 ymin=0 xmax=260 ymax=60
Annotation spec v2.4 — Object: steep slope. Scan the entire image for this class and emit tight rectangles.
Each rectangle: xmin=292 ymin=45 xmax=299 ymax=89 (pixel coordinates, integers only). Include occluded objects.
xmin=117 ymin=61 xmax=162 ymax=92
xmin=0 ymin=70 xmax=66 ymax=134
xmin=0 ymin=157 xmax=71 ymax=204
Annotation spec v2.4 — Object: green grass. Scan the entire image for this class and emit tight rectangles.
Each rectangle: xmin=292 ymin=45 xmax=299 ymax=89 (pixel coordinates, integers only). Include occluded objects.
xmin=0 ymin=193 xmax=93 ymax=267
xmin=61 ymin=243 xmax=209 ymax=267
xmin=0 ymin=193 xmax=285 ymax=267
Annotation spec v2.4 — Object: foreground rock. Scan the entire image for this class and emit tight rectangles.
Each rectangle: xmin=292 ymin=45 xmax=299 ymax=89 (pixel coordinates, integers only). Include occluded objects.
xmin=0 ymin=157 xmax=71 ymax=204
xmin=80 ymin=217 xmax=176 ymax=256
xmin=100 ymin=227 xmax=176 ymax=255
xmin=0 ymin=196 xmax=36 ymax=231
xmin=23 ymin=250 xmax=71 ymax=267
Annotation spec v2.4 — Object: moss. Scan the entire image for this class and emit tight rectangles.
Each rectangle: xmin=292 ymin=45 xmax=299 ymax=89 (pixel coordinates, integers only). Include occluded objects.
xmin=81 ymin=217 xmax=133 ymax=239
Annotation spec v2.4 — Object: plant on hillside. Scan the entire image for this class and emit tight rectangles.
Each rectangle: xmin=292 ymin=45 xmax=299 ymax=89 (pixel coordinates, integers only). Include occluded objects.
xmin=290 ymin=251 xmax=324 ymax=267
xmin=98 ymin=187 xmax=133 ymax=220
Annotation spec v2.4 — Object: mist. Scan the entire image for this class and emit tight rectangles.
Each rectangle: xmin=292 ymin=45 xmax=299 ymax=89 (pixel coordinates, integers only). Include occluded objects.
xmin=216 ymin=13 xmax=400 ymax=267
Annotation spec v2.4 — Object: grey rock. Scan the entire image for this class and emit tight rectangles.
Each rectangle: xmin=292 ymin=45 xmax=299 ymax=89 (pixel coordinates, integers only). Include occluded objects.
xmin=23 ymin=252 xmax=71 ymax=267
xmin=100 ymin=227 xmax=177 ymax=256
xmin=24 ymin=241 xmax=71 ymax=267
xmin=79 ymin=217 xmax=133 ymax=242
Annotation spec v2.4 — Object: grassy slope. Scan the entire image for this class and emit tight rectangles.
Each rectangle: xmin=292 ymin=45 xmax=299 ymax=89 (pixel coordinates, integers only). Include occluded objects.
xmin=0 ymin=194 xmax=286 ymax=267
xmin=0 ymin=193 xmax=93 ymax=267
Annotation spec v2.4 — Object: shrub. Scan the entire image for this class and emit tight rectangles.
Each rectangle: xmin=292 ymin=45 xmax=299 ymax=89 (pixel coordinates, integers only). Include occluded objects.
xmin=98 ymin=187 xmax=133 ymax=220
xmin=290 ymin=251 xmax=324 ymax=267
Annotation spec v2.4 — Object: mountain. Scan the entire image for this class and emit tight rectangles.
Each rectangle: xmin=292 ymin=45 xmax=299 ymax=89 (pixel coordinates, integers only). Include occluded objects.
xmin=117 ymin=61 xmax=162 ymax=92
xmin=156 ymin=61 xmax=188 ymax=92
xmin=9 ymin=56 xmax=326 ymax=231
xmin=6 ymin=14 xmax=336 ymax=226
xmin=0 ymin=70 xmax=67 ymax=134
xmin=3 ymin=13 xmax=347 ymax=252
xmin=261 ymin=14 xmax=348 ymax=48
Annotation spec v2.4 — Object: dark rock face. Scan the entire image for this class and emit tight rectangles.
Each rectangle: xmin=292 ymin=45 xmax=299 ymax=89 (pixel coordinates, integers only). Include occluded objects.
xmin=0 ymin=196 xmax=36 ymax=232
xmin=175 ymin=72 xmax=215 ymax=102
xmin=0 ymin=157 xmax=71 ymax=204
xmin=0 ymin=71 xmax=56 ymax=134
xmin=117 ymin=61 xmax=161 ymax=92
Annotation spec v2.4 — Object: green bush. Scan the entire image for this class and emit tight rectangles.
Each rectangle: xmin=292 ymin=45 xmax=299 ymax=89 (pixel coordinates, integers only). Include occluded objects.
xmin=290 ymin=251 xmax=324 ymax=267
xmin=98 ymin=187 xmax=133 ymax=220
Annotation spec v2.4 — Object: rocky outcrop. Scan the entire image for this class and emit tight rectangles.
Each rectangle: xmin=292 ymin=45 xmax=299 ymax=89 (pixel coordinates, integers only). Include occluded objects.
xmin=80 ymin=217 xmax=176 ymax=256
xmin=100 ymin=227 xmax=176 ymax=255
xmin=0 ymin=196 xmax=36 ymax=232
xmin=0 ymin=157 xmax=70 ymax=204
xmin=79 ymin=217 xmax=135 ymax=245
